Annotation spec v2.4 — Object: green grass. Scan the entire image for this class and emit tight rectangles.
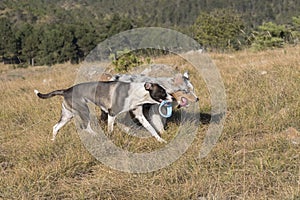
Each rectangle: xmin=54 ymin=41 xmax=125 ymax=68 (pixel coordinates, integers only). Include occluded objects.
xmin=1 ymin=46 xmax=299 ymax=199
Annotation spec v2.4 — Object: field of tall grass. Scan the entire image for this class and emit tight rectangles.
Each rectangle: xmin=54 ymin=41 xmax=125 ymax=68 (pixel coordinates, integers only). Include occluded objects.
xmin=1 ymin=46 xmax=299 ymax=199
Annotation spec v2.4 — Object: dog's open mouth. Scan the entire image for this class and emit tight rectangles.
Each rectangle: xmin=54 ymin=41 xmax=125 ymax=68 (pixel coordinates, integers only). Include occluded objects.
xmin=179 ymin=97 xmax=188 ymax=107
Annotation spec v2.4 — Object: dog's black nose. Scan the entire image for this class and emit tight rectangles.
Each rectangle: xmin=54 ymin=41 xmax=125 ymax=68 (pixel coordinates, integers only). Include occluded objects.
xmin=196 ymin=98 xmax=199 ymax=102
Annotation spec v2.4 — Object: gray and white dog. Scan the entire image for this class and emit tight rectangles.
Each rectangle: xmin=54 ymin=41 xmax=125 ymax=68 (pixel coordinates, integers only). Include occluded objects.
xmin=99 ymin=71 xmax=199 ymax=136
xmin=34 ymin=81 xmax=172 ymax=143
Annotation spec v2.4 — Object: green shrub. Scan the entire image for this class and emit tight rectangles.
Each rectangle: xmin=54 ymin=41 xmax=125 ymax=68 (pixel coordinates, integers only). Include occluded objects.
xmin=192 ymin=9 xmax=245 ymax=51
xmin=291 ymin=16 xmax=300 ymax=44
xmin=110 ymin=49 xmax=151 ymax=72
xmin=250 ymin=22 xmax=290 ymax=50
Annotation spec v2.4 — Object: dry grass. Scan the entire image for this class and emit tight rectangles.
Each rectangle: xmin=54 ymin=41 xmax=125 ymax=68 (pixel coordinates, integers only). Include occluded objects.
xmin=1 ymin=46 xmax=299 ymax=199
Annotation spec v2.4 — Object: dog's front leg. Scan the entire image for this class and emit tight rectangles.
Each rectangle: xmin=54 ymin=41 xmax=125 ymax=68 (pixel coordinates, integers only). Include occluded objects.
xmin=147 ymin=104 xmax=166 ymax=133
xmin=137 ymin=115 xmax=167 ymax=143
xmin=134 ymin=111 xmax=167 ymax=143
xmin=107 ymin=115 xmax=116 ymax=133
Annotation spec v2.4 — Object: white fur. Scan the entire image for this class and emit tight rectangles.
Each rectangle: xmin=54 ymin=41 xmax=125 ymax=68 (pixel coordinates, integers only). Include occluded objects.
xmin=34 ymin=89 xmax=39 ymax=96
xmin=52 ymin=103 xmax=73 ymax=141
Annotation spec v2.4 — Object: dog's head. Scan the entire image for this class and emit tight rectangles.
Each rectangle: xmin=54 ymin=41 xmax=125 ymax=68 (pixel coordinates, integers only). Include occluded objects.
xmin=171 ymin=72 xmax=199 ymax=107
xmin=144 ymin=82 xmax=173 ymax=103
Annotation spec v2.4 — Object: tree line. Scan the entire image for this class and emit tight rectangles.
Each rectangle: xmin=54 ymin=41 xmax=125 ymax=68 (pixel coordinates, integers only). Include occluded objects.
xmin=0 ymin=0 xmax=300 ymax=66
xmin=191 ymin=9 xmax=300 ymax=51
xmin=0 ymin=13 xmax=136 ymax=66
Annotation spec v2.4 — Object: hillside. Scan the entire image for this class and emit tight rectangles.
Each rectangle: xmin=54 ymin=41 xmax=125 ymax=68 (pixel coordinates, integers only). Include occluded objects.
xmin=0 ymin=46 xmax=299 ymax=199
xmin=1 ymin=0 xmax=300 ymax=66
xmin=1 ymin=0 xmax=300 ymax=27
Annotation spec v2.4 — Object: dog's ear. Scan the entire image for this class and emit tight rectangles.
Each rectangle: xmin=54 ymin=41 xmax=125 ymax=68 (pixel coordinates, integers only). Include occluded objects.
xmin=99 ymin=73 xmax=113 ymax=81
xmin=183 ymin=71 xmax=189 ymax=80
xmin=144 ymin=82 xmax=153 ymax=91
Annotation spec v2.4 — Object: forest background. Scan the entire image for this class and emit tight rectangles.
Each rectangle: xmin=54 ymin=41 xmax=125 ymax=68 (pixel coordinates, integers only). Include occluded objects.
xmin=0 ymin=0 xmax=300 ymax=66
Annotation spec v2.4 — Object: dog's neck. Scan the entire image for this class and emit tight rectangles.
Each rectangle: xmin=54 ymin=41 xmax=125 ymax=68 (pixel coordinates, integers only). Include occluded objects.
xmin=127 ymin=82 xmax=159 ymax=105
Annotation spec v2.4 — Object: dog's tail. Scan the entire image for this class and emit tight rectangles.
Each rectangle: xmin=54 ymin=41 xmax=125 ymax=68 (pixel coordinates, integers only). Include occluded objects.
xmin=34 ymin=89 xmax=65 ymax=99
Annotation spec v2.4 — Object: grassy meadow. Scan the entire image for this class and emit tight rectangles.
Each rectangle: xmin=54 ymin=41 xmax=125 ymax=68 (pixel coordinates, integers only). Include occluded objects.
xmin=0 ymin=46 xmax=299 ymax=199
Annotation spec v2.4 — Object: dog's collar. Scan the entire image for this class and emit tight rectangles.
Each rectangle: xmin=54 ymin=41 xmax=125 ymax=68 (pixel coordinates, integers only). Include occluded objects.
xmin=159 ymin=100 xmax=172 ymax=118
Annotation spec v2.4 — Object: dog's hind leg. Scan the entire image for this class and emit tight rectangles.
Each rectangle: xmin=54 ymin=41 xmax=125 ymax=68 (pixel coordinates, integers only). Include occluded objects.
xmin=76 ymin=103 xmax=97 ymax=135
xmin=52 ymin=103 xmax=73 ymax=141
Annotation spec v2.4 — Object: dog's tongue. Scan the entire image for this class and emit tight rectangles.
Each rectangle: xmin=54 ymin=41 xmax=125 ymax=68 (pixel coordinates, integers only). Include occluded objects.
xmin=180 ymin=97 xmax=188 ymax=107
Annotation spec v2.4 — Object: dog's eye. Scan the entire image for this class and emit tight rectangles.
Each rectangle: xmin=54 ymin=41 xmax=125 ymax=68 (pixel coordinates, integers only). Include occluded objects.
xmin=184 ymin=89 xmax=189 ymax=94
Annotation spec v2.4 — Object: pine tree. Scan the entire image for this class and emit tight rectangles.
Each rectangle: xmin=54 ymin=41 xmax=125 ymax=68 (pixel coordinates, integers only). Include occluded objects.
xmin=192 ymin=9 xmax=245 ymax=51
xmin=16 ymin=23 xmax=40 ymax=66
xmin=250 ymin=22 xmax=291 ymax=50
xmin=291 ymin=16 xmax=300 ymax=43
xmin=0 ymin=18 xmax=17 ymax=61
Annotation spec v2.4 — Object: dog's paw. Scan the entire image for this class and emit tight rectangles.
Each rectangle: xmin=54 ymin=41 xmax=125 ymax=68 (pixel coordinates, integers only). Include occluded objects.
xmin=107 ymin=126 xmax=114 ymax=133
xmin=157 ymin=137 xmax=167 ymax=143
